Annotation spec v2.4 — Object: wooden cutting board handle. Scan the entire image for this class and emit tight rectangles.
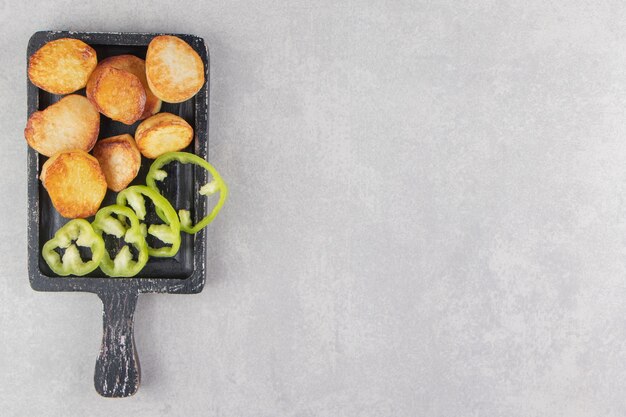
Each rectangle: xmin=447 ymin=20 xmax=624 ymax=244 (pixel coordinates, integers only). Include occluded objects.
xmin=94 ymin=290 xmax=140 ymax=397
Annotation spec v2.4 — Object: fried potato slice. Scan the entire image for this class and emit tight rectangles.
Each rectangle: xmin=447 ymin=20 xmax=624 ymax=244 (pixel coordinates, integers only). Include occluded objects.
xmin=85 ymin=64 xmax=106 ymax=103
xmin=24 ymin=95 xmax=100 ymax=157
xmin=88 ymin=66 xmax=146 ymax=125
xmin=41 ymin=150 xmax=107 ymax=218
xmin=135 ymin=113 xmax=194 ymax=159
xmin=146 ymin=35 xmax=205 ymax=103
xmin=86 ymin=55 xmax=161 ymax=120
xmin=92 ymin=134 xmax=142 ymax=192
xmin=28 ymin=38 xmax=97 ymax=94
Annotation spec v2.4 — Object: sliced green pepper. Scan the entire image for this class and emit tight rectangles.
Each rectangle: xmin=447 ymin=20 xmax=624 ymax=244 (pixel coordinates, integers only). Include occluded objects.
xmin=92 ymin=205 xmax=149 ymax=277
xmin=116 ymin=185 xmax=181 ymax=257
xmin=146 ymin=152 xmax=228 ymax=234
xmin=42 ymin=219 xmax=105 ymax=276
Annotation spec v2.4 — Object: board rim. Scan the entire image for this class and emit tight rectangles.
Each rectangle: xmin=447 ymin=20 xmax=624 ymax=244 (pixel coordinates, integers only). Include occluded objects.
xmin=26 ymin=30 xmax=210 ymax=295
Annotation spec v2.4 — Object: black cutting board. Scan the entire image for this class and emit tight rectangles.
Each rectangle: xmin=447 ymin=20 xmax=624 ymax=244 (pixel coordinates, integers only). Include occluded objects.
xmin=26 ymin=30 xmax=210 ymax=397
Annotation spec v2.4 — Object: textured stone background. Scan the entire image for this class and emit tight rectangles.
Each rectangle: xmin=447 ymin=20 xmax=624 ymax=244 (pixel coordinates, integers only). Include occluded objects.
xmin=1 ymin=1 xmax=625 ymax=415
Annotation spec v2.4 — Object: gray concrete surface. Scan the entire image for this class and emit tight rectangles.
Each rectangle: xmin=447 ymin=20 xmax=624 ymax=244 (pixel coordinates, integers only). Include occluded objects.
xmin=1 ymin=0 xmax=625 ymax=415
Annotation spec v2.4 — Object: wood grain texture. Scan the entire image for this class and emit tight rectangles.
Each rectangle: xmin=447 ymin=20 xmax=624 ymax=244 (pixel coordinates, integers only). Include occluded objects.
xmin=94 ymin=291 xmax=140 ymax=397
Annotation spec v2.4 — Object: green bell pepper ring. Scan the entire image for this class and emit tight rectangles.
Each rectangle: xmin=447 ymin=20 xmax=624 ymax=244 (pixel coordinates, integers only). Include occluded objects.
xmin=116 ymin=185 xmax=181 ymax=257
xmin=92 ymin=205 xmax=149 ymax=277
xmin=146 ymin=152 xmax=228 ymax=234
xmin=42 ymin=219 xmax=105 ymax=276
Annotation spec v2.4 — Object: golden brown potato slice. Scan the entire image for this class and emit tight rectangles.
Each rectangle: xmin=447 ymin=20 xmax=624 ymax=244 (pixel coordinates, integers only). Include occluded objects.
xmin=88 ymin=66 xmax=146 ymax=125
xmin=24 ymin=95 xmax=100 ymax=157
xmin=85 ymin=63 xmax=106 ymax=102
xmin=86 ymin=55 xmax=161 ymax=119
xmin=28 ymin=38 xmax=97 ymax=94
xmin=102 ymin=55 xmax=161 ymax=119
xmin=146 ymin=35 xmax=205 ymax=103
xmin=135 ymin=113 xmax=194 ymax=159
xmin=92 ymin=134 xmax=142 ymax=192
xmin=41 ymin=150 xmax=107 ymax=218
